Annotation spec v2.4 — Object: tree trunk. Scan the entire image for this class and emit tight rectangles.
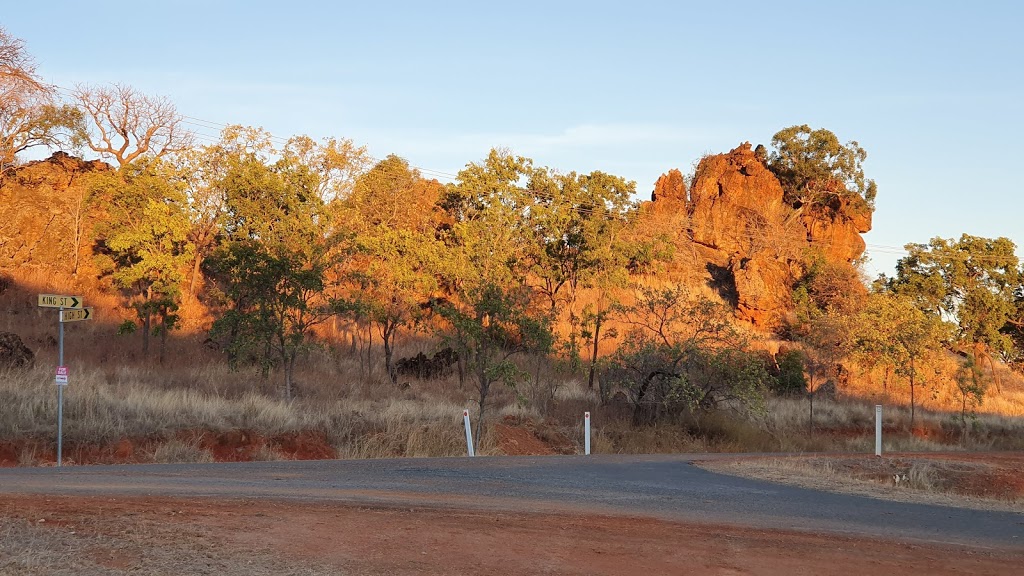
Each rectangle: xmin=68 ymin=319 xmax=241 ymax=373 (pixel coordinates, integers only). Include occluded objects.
xmin=284 ymin=351 xmax=297 ymax=401
xmin=142 ymin=310 xmax=151 ymax=356
xmin=808 ymin=393 xmax=814 ymax=438
xmin=475 ymin=382 xmax=487 ymax=453
xmin=587 ymin=312 xmax=602 ymax=391
xmin=366 ymin=323 xmax=373 ymax=379
xmin=961 ymin=392 xmax=968 ymax=442
xmin=473 ymin=335 xmax=492 ymax=452
xmin=188 ymin=252 xmax=203 ymax=297
xmin=909 ymin=357 xmax=916 ymax=430
xmin=383 ymin=322 xmax=398 ymax=386
xmin=158 ymin=316 xmax=167 ymax=365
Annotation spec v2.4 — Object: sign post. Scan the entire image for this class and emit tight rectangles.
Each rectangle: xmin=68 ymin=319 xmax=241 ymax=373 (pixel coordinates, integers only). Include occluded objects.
xmin=57 ymin=320 xmax=64 ymax=466
xmin=38 ymin=294 xmax=88 ymax=468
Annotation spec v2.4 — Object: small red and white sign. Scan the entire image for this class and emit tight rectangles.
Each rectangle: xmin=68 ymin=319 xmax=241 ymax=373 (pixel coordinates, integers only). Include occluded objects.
xmin=55 ymin=366 xmax=68 ymax=386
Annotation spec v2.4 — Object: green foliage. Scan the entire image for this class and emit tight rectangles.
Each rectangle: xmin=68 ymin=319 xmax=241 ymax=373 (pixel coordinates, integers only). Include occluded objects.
xmin=954 ymin=353 xmax=987 ymax=432
xmin=767 ymin=124 xmax=877 ymax=210
xmin=439 ymin=149 xmax=536 ymax=290
xmin=436 ymin=282 xmax=554 ymax=448
xmin=773 ymin=350 xmax=808 ymax=396
xmin=892 ymin=234 xmax=1021 ymax=363
xmin=343 ymin=155 xmax=445 ymax=385
xmin=524 ymin=167 xmax=636 ymax=311
xmin=524 ymin=166 xmax=636 ymax=371
xmin=90 ymin=157 xmax=192 ymax=359
xmin=116 ymin=320 xmax=137 ymax=335
xmin=604 ymin=334 xmax=770 ymax=425
xmin=851 ymin=290 xmax=951 ymax=425
xmin=204 ymin=134 xmax=347 ymax=399
xmin=606 ymin=287 xmax=768 ymax=424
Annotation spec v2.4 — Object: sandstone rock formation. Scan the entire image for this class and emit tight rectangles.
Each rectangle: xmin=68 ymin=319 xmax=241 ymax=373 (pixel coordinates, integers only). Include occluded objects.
xmin=0 ymin=152 xmax=109 ymax=274
xmin=651 ymin=168 xmax=686 ymax=204
xmin=799 ymin=195 xmax=872 ymax=262
xmin=688 ymin=143 xmax=792 ymax=256
xmin=649 ymin=142 xmax=872 ymax=329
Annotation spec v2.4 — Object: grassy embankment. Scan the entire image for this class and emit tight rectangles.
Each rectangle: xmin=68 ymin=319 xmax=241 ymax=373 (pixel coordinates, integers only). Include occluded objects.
xmin=2 ymin=346 xmax=1023 ymax=466
xmin=3 ymin=270 xmax=1024 ymax=465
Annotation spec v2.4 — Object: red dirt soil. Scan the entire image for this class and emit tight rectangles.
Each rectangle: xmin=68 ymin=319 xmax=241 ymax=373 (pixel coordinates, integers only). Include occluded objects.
xmin=0 ymin=429 xmax=338 ymax=466
xmin=2 ymin=494 xmax=1021 ymax=575
xmin=1 ymin=421 xmax=556 ymax=466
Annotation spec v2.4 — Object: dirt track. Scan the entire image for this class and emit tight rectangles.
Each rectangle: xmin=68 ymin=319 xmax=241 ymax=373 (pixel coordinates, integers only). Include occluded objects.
xmin=3 ymin=495 xmax=1022 ymax=575
xmin=1 ymin=455 xmax=1022 ymax=574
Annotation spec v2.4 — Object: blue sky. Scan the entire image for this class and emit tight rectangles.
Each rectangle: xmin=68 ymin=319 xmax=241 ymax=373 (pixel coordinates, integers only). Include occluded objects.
xmin=6 ymin=1 xmax=1022 ymax=276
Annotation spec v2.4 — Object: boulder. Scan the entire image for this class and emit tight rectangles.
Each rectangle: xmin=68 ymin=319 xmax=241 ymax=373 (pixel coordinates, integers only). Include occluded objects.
xmin=0 ymin=332 xmax=34 ymax=369
xmin=730 ymin=254 xmax=794 ymax=328
xmin=651 ymin=168 xmax=686 ymax=203
xmin=0 ymin=152 xmax=110 ymax=272
xmin=687 ymin=142 xmax=789 ymax=254
xmin=799 ymin=195 xmax=873 ymax=262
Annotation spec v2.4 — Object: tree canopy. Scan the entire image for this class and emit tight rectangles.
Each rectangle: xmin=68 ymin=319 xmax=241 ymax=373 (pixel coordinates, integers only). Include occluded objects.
xmin=767 ymin=124 xmax=877 ymax=210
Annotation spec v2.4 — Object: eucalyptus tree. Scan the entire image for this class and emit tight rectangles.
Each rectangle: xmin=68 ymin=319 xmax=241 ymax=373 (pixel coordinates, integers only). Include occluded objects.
xmin=343 ymin=155 xmax=445 ymax=385
xmin=90 ymin=157 xmax=192 ymax=362
xmin=204 ymin=129 xmax=354 ymax=399
xmin=891 ymin=234 xmax=1021 ymax=389
xmin=74 ymin=83 xmax=192 ymax=168
xmin=767 ymin=124 xmax=877 ymax=210
xmin=525 ymin=167 xmax=636 ymax=370
xmin=436 ymin=149 xmax=553 ymax=445
xmin=0 ymin=27 xmax=84 ymax=170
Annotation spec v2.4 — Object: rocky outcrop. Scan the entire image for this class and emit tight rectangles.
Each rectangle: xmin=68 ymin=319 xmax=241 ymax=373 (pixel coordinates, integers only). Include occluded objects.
xmin=648 ymin=142 xmax=872 ymax=329
xmin=0 ymin=332 xmax=34 ymax=369
xmin=688 ymin=143 xmax=791 ymax=255
xmin=651 ymin=168 xmax=686 ymax=204
xmin=799 ymin=196 xmax=872 ymax=262
xmin=0 ymin=152 xmax=109 ymax=273
xmin=730 ymin=254 xmax=795 ymax=328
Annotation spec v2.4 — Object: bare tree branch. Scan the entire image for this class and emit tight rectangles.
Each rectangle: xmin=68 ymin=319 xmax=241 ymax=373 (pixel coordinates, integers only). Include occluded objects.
xmin=74 ymin=83 xmax=193 ymax=167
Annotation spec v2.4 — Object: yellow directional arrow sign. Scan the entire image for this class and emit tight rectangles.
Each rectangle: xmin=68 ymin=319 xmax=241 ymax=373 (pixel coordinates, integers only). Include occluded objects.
xmin=60 ymin=308 xmax=93 ymax=322
xmin=38 ymin=294 xmax=84 ymax=309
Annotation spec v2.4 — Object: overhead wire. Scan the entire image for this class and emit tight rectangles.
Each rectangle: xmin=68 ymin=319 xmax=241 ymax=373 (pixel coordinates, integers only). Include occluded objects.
xmin=47 ymin=84 xmax=1021 ymax=265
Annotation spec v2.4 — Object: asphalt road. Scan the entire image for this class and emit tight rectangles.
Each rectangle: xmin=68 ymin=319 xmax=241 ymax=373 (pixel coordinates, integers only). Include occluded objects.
xmin=0 ymin=454 xmax=1021 ymax=548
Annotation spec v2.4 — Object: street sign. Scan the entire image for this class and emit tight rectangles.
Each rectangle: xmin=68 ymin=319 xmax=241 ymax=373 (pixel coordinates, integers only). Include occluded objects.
xmin=60 ymin=308 xmax=92 ymax=322
xmin=38 ymin=294 xmax=83 ymax=309
xmin=55 ymin=366 xmax=68 ymax=386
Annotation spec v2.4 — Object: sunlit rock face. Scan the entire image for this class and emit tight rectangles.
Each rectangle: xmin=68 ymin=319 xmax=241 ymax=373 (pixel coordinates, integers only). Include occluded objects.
xmin=648 ymin=142 xmax=872 ymax=329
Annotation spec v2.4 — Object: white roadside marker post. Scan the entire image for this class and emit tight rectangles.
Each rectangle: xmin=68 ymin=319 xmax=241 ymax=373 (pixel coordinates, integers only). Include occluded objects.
xmin=875 ymin=405 xmax=882 ymax=457
xmin=463 ymin=409 xmax=475 ymax=457
xmin=584 ymin=412 xmax=591 ymax=456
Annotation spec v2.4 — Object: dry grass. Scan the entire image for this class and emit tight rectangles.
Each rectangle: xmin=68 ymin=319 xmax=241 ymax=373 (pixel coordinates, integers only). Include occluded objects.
xmin=701 ymin=455 xmax=1024 ymax=513
xmin=5 ymin=278 xmax=1024 ymax=463
xmin=0 ymin=362 xmax=472 ymax=461
xmin=149 ymin=438 xmax=215 ymax=464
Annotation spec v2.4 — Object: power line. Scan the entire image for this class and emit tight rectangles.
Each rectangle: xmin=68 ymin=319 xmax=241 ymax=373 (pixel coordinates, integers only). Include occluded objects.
xmin=48 ymin=84 xmax=1022 ymax=264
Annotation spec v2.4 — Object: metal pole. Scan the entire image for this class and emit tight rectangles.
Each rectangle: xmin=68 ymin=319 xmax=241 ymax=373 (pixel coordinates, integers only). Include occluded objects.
xmin=57 ymin=309 xmax=64 ymax=468
xmin=584 ymin=412 xmax=591 ymax=455
xmin=875 ymin=404 xmax=882 ymax=457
